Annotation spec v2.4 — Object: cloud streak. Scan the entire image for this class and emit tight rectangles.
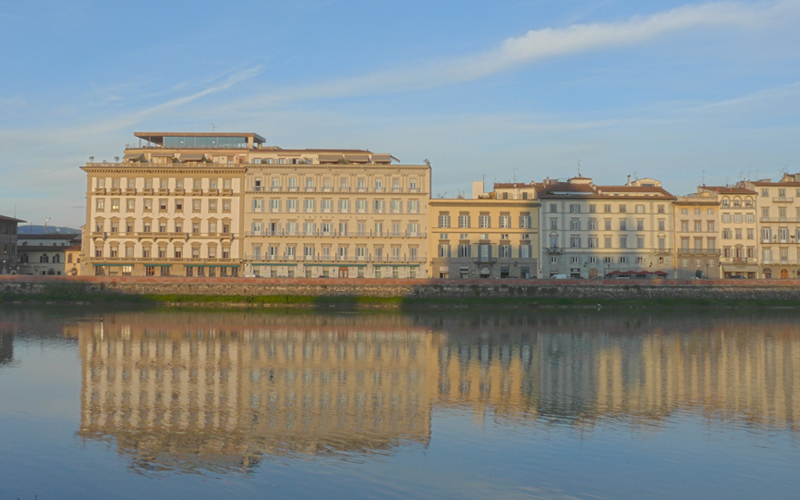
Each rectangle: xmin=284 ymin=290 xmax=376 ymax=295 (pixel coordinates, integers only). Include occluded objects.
xmin=245 ymin=0 xmax=799 ymax=106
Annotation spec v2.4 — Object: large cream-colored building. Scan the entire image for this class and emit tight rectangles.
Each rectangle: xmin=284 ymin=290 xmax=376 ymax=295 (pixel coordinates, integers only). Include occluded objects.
xmin=81 ymin=132 xmax=429 ymax=278
xmin=243 ymin=149 xmax=429 ymax=279
xmin=428 ymin=181 xmax=539 ymax=279
xmin=537 ymin=176 xmax=675 ymax=279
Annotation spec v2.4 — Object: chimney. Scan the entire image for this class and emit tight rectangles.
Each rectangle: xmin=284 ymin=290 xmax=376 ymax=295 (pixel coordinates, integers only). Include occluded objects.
xmin=627 ymin=175 xmax=632 ymax=186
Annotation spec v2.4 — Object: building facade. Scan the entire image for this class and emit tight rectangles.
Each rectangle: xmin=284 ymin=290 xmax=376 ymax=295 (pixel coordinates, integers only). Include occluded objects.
xmin=745 ymin=175 xmax=800 ymax=279
xmin=696 ymin=186 xmax=759 ymax=278
xmin=243 ymin=150 xmax=429 ymax=279
xmin=428 ymin=181 xmax=539 ymax=279
xmin=17 ymin=233 xmax=80 ymax=276
xmin=672 ymin=195 xmax=720 ymax=279
xmin=0 ymin=215 xmax=24 ymax=274
xmin=82 ymin=132 xmax=429 ymax=278
xmin=538 ymin=176 xmax=675 ymax=279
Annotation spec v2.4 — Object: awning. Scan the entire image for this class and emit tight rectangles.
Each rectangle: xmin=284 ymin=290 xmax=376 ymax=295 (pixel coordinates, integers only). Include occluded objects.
xmin=438 ymin=266 xmax=449 ymax=273
xmin=318 ymin=153 xmax=343 ymax=163
xmin=344 ymin=154 xmax=369 ymax=163
xmin=250 ymin=263 xmax=297 ymax=267
xmin=123 ymin=153 xmax=143 ymax=160
xmin=179 ymin=153 xmax=206 ymax=161
xmin=370 ymin=154 xmax=392 ymax=163
xmin=93 ymin=263 xmax=134 ymax=267
xmin=144 ymin=264 xmax=173 ymax=267
xmin=150 ymin=152 xmax=175 ymax=157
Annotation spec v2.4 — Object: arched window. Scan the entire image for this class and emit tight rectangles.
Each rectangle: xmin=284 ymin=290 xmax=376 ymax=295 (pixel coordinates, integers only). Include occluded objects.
xmin=53 ymin=254 xmax=60 ymax=263
xmin=40 ymin=254 xmax=49 ymax=263
xmin=20 ymin=254 xmax=28 ymax=264
xmin=67 ymin=254 xmax=73 ymax=263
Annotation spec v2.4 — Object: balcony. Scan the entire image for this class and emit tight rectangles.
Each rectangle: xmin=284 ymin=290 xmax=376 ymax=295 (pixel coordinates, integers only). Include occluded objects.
xmin=191 ymin=188 xmax=202 ymax=196
xmin=760 ymin=217 xmax=799 ymax=223
xmin=546 ymin=246 xmax=562 ymax=254
xmin=123 ymin=188 xmax=136 ymax=195
xmin=222 ymin=188 xmax=233 ymax=196
xmin=773 ymin=197 xmax=794 ymax=203
xmin=677 ymin=248 xmax=721 ymax=255
xmin=173 ymin=188 xmax=185 ymax=195
xmin=207 ymin=188 xmax=220 ymax=196
xmin=720 ymin=257 xmax=757 ymax=264
xmin=252 ymin=185 xmax=265 ymax=192
xmin=655 ymin=247 xmax=673 ymax=255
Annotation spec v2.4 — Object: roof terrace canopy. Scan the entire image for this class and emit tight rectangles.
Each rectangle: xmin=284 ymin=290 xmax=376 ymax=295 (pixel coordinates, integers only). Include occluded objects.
xmin=133 ymin=132 xmax=265 ymax=148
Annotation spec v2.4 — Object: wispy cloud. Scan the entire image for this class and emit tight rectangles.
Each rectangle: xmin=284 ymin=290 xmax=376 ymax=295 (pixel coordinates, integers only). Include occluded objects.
xmin=674 ymin=80 xmax=800 ymax=113
xmin=245 ymin=0 xmax=799 ymax=106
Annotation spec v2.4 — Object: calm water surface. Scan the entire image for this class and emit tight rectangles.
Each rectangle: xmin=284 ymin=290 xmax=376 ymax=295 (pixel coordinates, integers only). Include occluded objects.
xmin=1 ymin=307 xmax=800 ymax=499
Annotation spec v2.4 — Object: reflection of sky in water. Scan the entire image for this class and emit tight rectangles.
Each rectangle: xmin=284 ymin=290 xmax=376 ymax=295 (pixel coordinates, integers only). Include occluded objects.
xmin=2 ymin=309 xmax=800 ymax=500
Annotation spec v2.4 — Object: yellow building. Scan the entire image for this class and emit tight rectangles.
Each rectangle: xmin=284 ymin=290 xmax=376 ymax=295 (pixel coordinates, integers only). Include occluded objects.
xmin=746 ymin=175 xmax=800 ymax=278
xmin=428 ymin=181 xmax=539 ymax=279
xmin=672 ymin=195 xmax=720 ymax=279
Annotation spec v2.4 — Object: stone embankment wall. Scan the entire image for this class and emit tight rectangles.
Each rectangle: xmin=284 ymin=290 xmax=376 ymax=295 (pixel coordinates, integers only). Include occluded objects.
xmin=2 ymin=276 xmax=800 ymax=301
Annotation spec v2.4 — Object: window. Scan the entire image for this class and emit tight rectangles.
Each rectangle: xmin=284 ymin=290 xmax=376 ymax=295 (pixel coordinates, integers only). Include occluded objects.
xmin=390 ymin=200 xmax=401 ymax=213
xmin=322 ymin=199 xmax=333 ymax=212
xmin=619 ymin=220 xmax=627 ymax=231
xmin=126 ymin=199 xmax=135 ymax=212
xmin=499 ymin=215 xmax=510 ymax=228
xmin=635 ymin=204 xmax=645 ymax=214
xmin=619 ymin=205 xmax=627 ymax=213
xmin=637 ymin=236 xmax=644 ymax=249
xmin=439 ymin=214 xmax=450 ymax=228
xmin=479 ymin=215 xmax=491 ymax=228
xmin=658 ymin=219 xmax=665 ymax=231
xmin=408 ymin=200 xmax=420 ymax=213
xmin=339 ymin=199 xmax=350 ymax=213
xmin=588 ymin=219 xmax=598 ymax=230
xmin=550 ymin=219 xmax=558 ymax=230
xmin=604 ymin=204 xmax=611 ymax=213
xmin=373 ymin=200 xmax=384 ymax=213
xmin=604 ymin=220 xmax=612 ymax=230
xmin=604 ymin=236 xmax=613 ymax=248
xmin=637 ymin=219 xmax=644 ymax=231
xmin=588 ymin=236 xmax=598 ymax=248
xmin=520 ymin=245 xmax=531 ymax=258
xmin=110 ymin=199 xmax=120 ymax=212
xmin=270 ymin=199 xmax=280 ymax=212
xmin=193 ymin=200 xmax=201 ymax=213
xmin=253 ymin=199 xmax=264 ymax=212
xmin=519 ymin=215 xmax=531 ymax=228
xmin=222 ymin=200 xmax=231 ymax=212
xmin=569 ymin=204 xmax=580 ymax=213
xmin=305 ymin=199 xmax=316 ymax=212
xmin=570 ymin=236 xmax=581 ymax=248
xmin=438 ymin=244 xmax=450 ymax=258
xmin=658 ymin=205 xmax=666 ymax=214
xmin=708 ymin=221 xmax=715 ymax=232
xmin=458 ymin=215 xmax=470 ymax=228
xmin=550 ymin=204 xmax=557 ymax=213
xmin=589 ymin=204 xmax=596 ymax=213
xmin=499 ymin=245 xmax=511 ymax=258
xmin=570 ymin=219 xmax=580 ymax=230
xmin=619 ymin=236 xmax=627 ymax=248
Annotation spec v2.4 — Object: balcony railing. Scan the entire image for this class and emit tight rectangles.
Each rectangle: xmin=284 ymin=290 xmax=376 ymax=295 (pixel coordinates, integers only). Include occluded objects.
xmin=773 ymin=197 xmax=794 ymax=203
xmin=244 ymin=254 xmax=425 ymax=263
xmin=244 ymin=230 xmax=426 ymax=238
xmin=677 ymin=248 xmax=721 ymax=255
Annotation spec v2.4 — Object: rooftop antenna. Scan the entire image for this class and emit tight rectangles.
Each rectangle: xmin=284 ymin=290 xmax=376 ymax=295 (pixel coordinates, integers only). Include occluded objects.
xmin=211 ymin=124 xmax=215 ymax=132
xmin=702 ymin=170 xmax=705 ymax=185
xmin=576 ymin=160 xmax=581 ymax=177
xmin=513 ymin=168 xmax=518 ymax=183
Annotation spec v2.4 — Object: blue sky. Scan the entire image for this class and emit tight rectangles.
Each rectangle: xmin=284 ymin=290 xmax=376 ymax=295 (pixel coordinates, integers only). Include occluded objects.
xmin=2 ymin=0 xmax=800 ymax=227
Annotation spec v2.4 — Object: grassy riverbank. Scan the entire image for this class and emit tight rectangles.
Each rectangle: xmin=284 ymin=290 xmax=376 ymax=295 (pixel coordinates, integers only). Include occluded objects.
xmin=3 ymin=283 xmax=800 ymax=310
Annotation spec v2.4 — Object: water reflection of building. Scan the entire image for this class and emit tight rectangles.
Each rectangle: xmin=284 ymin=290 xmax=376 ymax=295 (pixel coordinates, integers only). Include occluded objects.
xmin=74 ymin=312 xmax=800 ymax=472
xmin=431 ymin=314 xmax=800 ymax=431
xmin=76 ymin=313 xmax=441 ymax=472
xmin=0 ymin=330 xmax=13 ymax=365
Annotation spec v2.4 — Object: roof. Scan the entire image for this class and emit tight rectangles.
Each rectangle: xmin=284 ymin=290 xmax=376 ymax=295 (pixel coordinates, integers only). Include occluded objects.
xmin=17 ymin=245 xmax=71 ymax=252
xmin=18 ymin=233 xmax=79 ymax=240
xmin=751 ymin=181 xmax=800 ymax=187
xmin=596 ymin=185 xmax=675 ymax=198
xmin=702 ymin=186 xmax=757 ymax=195
xmin=0 ymin=215 xmax=25 ymax=223
xmin=135 ymin=132 xmax=266 ymax=143
xmin=493 ymin=182 xmax=536 ymax=189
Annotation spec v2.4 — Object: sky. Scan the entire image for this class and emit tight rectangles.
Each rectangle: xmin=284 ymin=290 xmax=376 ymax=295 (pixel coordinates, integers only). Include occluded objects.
xmin=2 ymin=0 xmax=800 ymax=228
